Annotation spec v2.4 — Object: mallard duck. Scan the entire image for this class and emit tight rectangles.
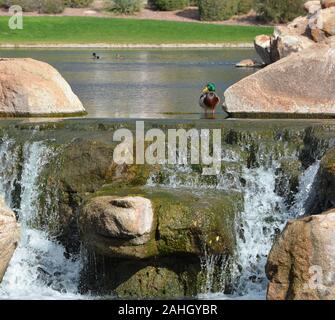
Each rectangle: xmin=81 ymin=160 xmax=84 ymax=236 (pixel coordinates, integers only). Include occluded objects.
xmin=199 ymin=82 xmax=220 ymax=114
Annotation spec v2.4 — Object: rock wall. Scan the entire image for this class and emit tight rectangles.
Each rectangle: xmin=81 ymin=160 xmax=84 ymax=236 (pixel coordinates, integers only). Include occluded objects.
xmin=254 ymin=1 xmax=335 ymax=65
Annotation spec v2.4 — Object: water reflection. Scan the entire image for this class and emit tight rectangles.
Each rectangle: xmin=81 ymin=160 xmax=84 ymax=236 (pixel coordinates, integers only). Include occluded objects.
xmin=0 ymin=49 xmax=258 ymax=119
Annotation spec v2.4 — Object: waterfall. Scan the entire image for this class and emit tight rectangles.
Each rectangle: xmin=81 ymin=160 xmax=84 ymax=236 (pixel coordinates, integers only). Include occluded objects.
xmin=0 ymin=139 xmax=83 ymax=300
xmin=148 ymin=140 xmax=322 ymax=300
xmin=230 ymin=161 xmax=320 ymax=298
xmin=0 ymin=128 xmax=326 ymax=300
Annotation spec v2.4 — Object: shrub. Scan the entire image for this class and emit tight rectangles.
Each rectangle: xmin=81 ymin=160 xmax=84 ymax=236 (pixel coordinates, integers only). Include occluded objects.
xmin=237 ymin=0 xmax=254 ymax=14
xmin=63 ymin=0 xmax=93 ymax=8
xmin=4 ymin=0 xmax=40 ymax=11
xmin=256 ymin=0 xmax=305 ymax=23
xmin=198 ymin=0 xmax=239 ymax=21
xmin=40 ymin=0 xmax=65 ymax=13
xmin=112 ymin=0 xmax=142 ymax=14
xmin=3 ymin=0 xmax=65 ymax=13
xmin=153 ymin=0 xmax=189 ymax=11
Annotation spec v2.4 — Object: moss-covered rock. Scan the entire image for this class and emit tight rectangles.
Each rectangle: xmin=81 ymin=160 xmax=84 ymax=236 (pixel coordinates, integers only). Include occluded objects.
xmin=38 ymin=138 xmax=156 ymax=253
xmin=81 ymin=186 xmax=242 ymax=259
xmin=310 ymin=147 xmax=335 ymax=213
xmin=114 ymin=266 xmax=184 ymax=298
xmin=81 ymin=253 xmax=200 ymax=298
xmin=275 ymin=159 xmax=302 ymax=207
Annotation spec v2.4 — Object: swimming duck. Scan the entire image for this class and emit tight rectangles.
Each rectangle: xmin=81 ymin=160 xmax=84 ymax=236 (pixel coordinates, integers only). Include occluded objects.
xmin=199 ymin=82 xmax=220 ymax=114
xmin=92 ymin=52 xmax=100 ymax=60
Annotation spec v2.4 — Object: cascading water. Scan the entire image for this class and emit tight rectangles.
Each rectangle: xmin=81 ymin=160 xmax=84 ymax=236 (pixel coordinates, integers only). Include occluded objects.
xmin=147 ymin=138 xmax=322 ymax=300
xmin=229 ymin=160 xmax=320 ymax=299
xmin=0 ymin=127 xmax=328 ymax=300
xmin=0 ymin=139 xmax=83 ymax=299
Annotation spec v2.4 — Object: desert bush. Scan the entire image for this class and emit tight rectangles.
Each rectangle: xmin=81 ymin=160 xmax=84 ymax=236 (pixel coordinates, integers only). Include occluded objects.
xmin=256 ymin=0 xmax=305 ymax=23
xmin=3 ymin=0 xmax=40 ymax=11
xmin=40 ymin=0 xmax=65 ymax=13
xmin=3 ymin=0 xmax=65 ymax=13
xmin=198 ymin=0 xmax=239 ymax=21
xmin=112 ymin=0 xmax=142 ymax=14
xmin=152 ymin=0 xmax=189 ymax=11
xmin=63 ymin=0 xmax=93 ymax=8
xmin=237 ymin=0 xmax=254 ymax=14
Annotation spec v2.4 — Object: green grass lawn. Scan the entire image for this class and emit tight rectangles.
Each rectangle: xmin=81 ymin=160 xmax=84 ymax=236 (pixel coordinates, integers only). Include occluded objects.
xmin=0 ymin=16 xmax=273 ymax=44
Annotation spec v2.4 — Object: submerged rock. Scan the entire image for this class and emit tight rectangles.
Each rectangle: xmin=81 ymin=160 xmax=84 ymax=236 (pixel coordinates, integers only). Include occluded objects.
xmin=0 ymin=58 xmax=85 ymax=117
xmin=266 ymin=209 xmax=335 ymax=300
xmin=0 ymin=197 xmax=20 ymax=282
xmin=224 ymin=45 xmax=335 ymax=117
xmin=235 ymin=59 xmax=261 ymax=68
xmin=114 ymin=266 xmax=185 ymax=298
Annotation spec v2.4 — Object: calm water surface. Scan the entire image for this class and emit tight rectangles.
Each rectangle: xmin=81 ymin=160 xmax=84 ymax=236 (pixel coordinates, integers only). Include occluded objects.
xmin=0 ymin=49 xmax=258 ymax=118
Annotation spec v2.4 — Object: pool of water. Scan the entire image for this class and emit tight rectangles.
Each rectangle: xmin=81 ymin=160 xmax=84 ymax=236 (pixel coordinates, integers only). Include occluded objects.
xmin=0 ymin=48 xmax=258 ymax=119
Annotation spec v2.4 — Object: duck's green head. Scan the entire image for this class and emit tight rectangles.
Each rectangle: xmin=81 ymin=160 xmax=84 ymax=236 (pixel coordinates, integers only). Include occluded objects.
xmin=203 ymin=82 xmax=216 ymax=93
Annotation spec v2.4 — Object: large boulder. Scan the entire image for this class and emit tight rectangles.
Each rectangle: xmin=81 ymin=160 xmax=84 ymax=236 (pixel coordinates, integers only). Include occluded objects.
xmin=321 ymin=0 xmax=335 ymax=8
xmin=276 ymin=34 xmax=315 ymax=58
xmin=305 ymin=1 xmax=322 ymax=13
xmin=0 ymin=197 xmax=20 ymax=282
xmin=266 ymin=209 xmax=335 ymax=300
xmin=81 ymin=196 xmax=154 ymax=256
xmin=80 ymin=186 xmax=241 ymax=297
xmin=324 ymin=35 xmax=335 ymax=45
xmin=0 ymin=58 xmax=85 ymax=117
xmin=80 ymin=186 xmax=241 ymax=259
xmin=224 ymin=44 xmax=335 ymax=117
xmin=283 ymin=16 xmax=309 ymax=36
xmin=317 ymin=7 xmax=335 ymax=36
xmin=273 ymin=17 xmax=315 ymax=58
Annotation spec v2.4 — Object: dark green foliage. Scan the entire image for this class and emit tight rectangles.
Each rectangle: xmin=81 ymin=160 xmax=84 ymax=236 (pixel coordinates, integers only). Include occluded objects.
xmin=3 ymin=0 xmax=40 ymax=11
xmin=153 ymin=0 xmax=189 ymax=11
xmin=256 ymin=0 xmax=305 ymax=23
xmin=237 ymin=0 xmax=254 ymax=14
xmin=63 ymin=0 xmax=93 ymax=8
xmin=112 ymin=0 xmax=142 ymax=14
xmin=198 ymin=0 xmax=239 ymax=21
xmin=40 ymin=0 xmax=65 ymax=13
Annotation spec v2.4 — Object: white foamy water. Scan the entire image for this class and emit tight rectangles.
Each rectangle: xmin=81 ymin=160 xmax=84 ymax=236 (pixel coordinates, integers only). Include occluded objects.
xmin=0 ymin=141 xmax=84 ymax=300
xmin=200 ymin=161 xmax=320 ymax=300
xmin=147 ymin=146 xmax=321 ymax=300
xmin=230 ymin=161 xmax=320 ymax=298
